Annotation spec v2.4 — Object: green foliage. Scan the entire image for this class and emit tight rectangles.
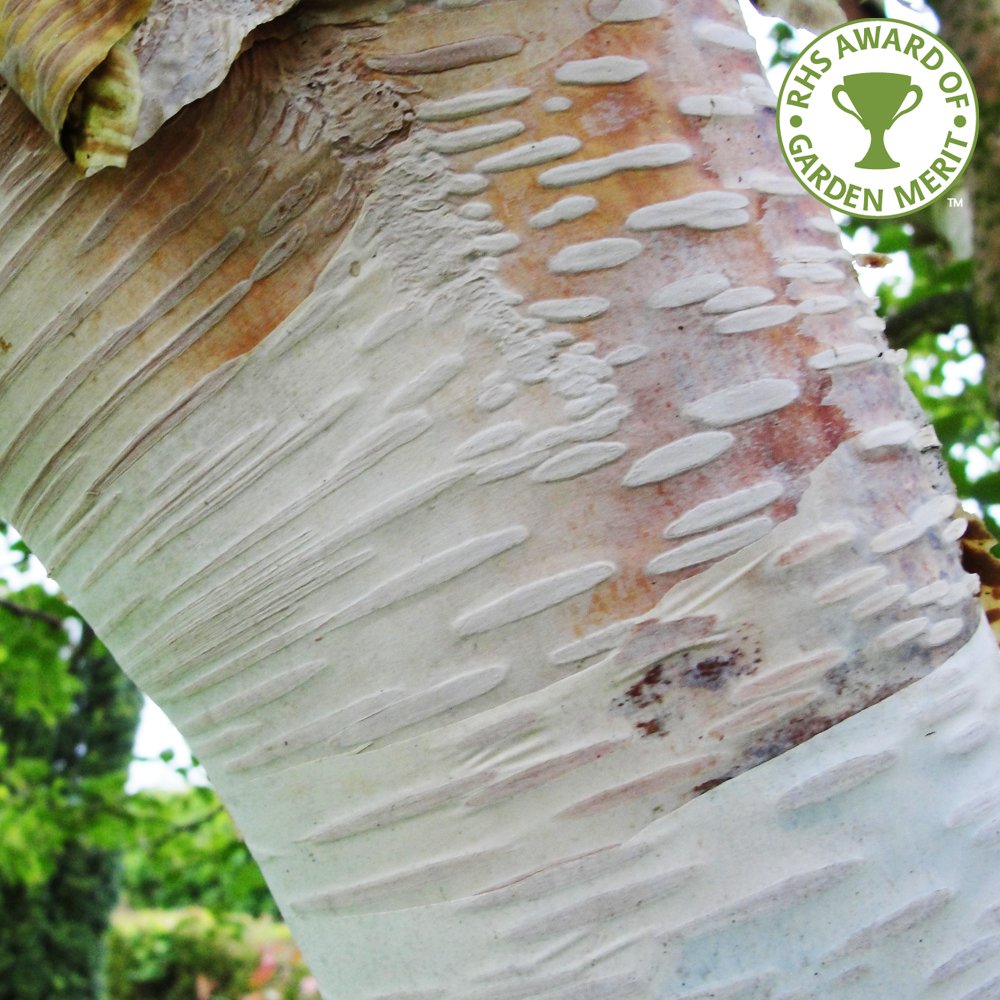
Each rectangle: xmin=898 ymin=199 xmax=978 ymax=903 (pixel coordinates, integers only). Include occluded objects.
xmin=107 ymin=909 xmax=252 ymax=1000
xmin=0 ymin=560 xmax=143 ymax=999
xmin=0 ymin=520 xmax=32 ymax=574
xmin=106 ymin=908 xmax=316 ymax=1000
xmin=0 ymin=524 xmax=297 ymax=997
xmin=1 ymin=851 xmax=123 ymax=1000
xmin=121 ymin=789 xmax=279 ymax=919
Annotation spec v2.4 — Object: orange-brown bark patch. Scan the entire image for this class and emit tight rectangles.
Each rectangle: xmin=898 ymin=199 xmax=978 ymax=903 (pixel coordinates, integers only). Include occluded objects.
xmin=25 ymin=25 xmax=413 ymax=392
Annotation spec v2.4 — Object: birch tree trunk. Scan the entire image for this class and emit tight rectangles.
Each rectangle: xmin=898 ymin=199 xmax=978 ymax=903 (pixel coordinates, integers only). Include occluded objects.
xmin=2 ymin=1 xmax=1000 ymax=996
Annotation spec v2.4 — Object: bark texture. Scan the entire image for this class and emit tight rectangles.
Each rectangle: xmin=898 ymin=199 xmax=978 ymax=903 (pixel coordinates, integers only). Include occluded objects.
xmin=0 ymin=1 xmax=997 ymax=997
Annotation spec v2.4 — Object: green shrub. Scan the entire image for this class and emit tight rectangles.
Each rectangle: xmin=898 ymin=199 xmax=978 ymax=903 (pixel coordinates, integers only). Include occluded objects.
xmin=121 ymin=789 xmax=278 ymax=919
xmin=106 ymin=908 xmax=317 ymax=1000
xmin=0 ymin=580 xmax=142 ymax=1000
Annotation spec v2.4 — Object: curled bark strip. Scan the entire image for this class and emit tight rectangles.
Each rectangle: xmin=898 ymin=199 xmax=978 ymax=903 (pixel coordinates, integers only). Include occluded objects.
xmin=0 ymin=0 xmax=311 ymax=172
xmin=63 ymin=38 xmax=144 ymax=174
xmin=0 ymin=0 xmax=151 ymax=171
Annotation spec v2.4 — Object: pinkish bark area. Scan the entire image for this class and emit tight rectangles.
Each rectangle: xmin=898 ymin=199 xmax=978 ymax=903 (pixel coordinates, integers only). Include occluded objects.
xmin=319 ymin=0 xmax=975 ymax=794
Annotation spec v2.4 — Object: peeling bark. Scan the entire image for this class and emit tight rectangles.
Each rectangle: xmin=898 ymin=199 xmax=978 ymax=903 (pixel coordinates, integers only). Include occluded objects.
xmin=0 ymin=0 xmax=151 ymax=170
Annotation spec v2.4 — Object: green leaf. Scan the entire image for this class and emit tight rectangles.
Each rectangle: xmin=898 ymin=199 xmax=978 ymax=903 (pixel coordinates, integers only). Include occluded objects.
xmin=872 ymin=224 xmax=913 ymax=254
xmin=970 ymin=472 xmax=1000 ymax=506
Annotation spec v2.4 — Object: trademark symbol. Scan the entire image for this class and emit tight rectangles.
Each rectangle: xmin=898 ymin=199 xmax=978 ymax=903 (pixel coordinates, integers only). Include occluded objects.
xmin=948 ymin=196 xmax=964 ymax=207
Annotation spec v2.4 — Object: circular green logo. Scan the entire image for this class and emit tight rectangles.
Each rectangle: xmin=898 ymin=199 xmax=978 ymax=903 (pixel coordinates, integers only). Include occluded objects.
xmin=776 ymin=19 xmax=979 ymax=219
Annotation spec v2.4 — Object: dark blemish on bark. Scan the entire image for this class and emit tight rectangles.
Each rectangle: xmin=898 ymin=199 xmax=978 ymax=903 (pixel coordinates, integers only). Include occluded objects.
xmin=683 ymin=653 xmax=739 ymax=691
xmin=744 ymin=679 xmax=911 ymax=768
xmin=622 ymin=663 xmax=669 ymax=709
xmin=613 ymin=624 xmax=761 ymax=737
xmin=744 ymin=714 xmax=845 ymax=767
xmin=823 ymin=663 xmax=850 ymax=697
xmin=693 ymin=775 xmax=732 ymax=794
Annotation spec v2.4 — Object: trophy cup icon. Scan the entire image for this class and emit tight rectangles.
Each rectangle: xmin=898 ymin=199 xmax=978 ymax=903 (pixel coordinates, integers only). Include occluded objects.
xmin=831 ymin=73 xmax=922 ymax=169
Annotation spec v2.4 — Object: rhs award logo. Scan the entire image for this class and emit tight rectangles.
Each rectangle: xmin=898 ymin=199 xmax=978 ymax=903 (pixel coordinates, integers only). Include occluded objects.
xmin=776 ymin=19 xmax=978 ymax=219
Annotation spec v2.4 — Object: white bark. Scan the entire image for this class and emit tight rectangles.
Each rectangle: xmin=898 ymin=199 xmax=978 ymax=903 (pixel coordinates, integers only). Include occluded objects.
xmin=1 ymin=1 xmax=999 ymax=996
